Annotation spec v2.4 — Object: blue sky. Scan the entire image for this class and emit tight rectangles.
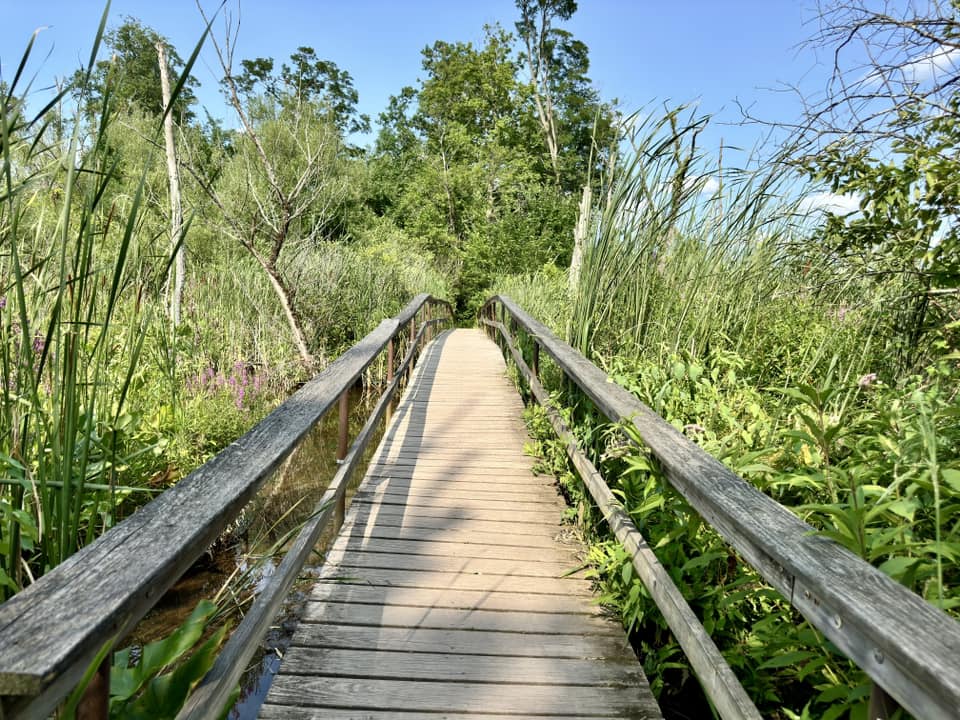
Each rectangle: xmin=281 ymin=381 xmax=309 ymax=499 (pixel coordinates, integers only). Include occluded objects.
xmin=1 ymin=1 xmax=831 ymax=161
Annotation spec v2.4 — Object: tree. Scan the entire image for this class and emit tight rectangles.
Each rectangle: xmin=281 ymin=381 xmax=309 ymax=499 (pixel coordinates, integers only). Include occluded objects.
xmin=787 ymin=1 xmax=960 ymax=373
xmin=197 ymin=5 xmax=354 ymax=368
xmin=515 ymin=0 xmax=618 ymax=191
xmin=157 ymin=41 xmax=186 ymax=327
xmin=75 ymin=18 xmax=198 ymax=123
xmin=234 ymin=47 xmax=370 ymax=136
xmin=371 ymin=26 xmax=580 ymax=312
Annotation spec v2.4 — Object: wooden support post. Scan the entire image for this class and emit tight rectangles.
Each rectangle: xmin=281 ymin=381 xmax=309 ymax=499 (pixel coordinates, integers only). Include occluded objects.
xmin=868 ymin=683 xmax=899 ymax=720
xmin=386 ymin=338 xmax=395 ymax=423
xmin=531 ymin=342 xmax=540 ymax=379
xmin=337 ymin=390 xmax=349 ymax=463
xmin=335 ymin=390 xmax=349 ymax=527
xmin=76 ymin=657 xmax=110 ymax=720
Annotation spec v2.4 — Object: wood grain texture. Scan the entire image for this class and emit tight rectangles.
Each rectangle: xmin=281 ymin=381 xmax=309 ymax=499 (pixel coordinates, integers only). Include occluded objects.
xmin=259 ymin=709 xmax=619 ymax=720
xmin=265 ymin=676 xmax=655 ymax=716
xmin=0 ymin=295 xmax=447 ymax=719
xmin=261 ymin=329 xmax=660 ymax=719
xmin=488 ymin=318 xmax=761 ymax=720
xmin=486 ymin=295 xmax=960 ymax=720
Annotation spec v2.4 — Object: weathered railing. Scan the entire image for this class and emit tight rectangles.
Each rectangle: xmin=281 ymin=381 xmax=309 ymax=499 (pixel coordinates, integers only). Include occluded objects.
xmin=0 ymin=294 xmax=453 ymax=720
xmin=480 ymin=294 xmax=960 ymax=720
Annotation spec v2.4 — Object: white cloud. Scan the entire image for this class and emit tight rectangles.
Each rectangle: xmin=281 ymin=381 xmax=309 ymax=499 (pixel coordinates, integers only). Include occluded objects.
xmin=901 ymin=45 xmax=960 ymax=85
xmin=799 ymin=192 xmax=860 ymax=216
xmin=683 ymin=175 xmax=720 ymax=195
xmin=864 ymin=44 xmax=960 ymax=88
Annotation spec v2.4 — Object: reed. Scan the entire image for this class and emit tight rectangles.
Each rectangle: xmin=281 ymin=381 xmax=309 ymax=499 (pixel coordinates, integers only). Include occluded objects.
xmin=0 ymin=6 xmax=188 ymax=596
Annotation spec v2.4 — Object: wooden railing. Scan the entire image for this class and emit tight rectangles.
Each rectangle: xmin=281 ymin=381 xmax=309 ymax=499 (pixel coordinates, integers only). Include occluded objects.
xmin=480 ymin=294 xmax=960 ymax=720
xmin=0 ymin=294 xmax=453 ymax=720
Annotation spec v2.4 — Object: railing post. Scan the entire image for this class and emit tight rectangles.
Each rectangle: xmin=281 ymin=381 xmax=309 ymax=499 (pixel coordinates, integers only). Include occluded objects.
xmin=386 ymin=338 xmax=395 ymax=422
xmin=531 ymin=342 xmax=540 ymax=379
xmin=335 ymin=389 xmax=349 ymax=526
xmin=869 ymin=684 xmax=899 ymax=720
xmin=77 ymin=656 xmax=110 ymax=720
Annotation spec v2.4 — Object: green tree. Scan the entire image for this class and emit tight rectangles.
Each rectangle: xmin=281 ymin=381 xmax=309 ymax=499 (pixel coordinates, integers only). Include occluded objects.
xmin=74 ymin=17 xmax=198 ymax=122
xmin=515 ymin=0 xmax=618 ymax=191
xmin=234 ymin=47 xmax=370 ymax=135
xmin=804 ymin=95 xmax=960 ymax=370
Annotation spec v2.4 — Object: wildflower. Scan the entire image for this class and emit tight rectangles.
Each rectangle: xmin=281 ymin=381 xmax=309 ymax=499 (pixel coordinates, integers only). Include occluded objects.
xmin=858 ymin=373 xmax=877 ymax=389
xmin=0 ymin=296 xmax=6 ymax=310
xmin=32 ymin=334 xmax=44 ymax=355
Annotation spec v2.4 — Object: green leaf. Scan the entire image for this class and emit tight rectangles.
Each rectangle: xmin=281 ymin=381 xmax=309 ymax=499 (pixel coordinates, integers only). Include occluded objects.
xmin=111 ymin=599 xmax=216 ymax=703
xmin=878 ymin=556 xmax=919 ymax=580
xmin=757 ymin=649 xmax=818 ymax=670
xmin=121 ymin=624 xmax=228 ymax=720
xmin=941 ymin=468 xmax=960 ymax=493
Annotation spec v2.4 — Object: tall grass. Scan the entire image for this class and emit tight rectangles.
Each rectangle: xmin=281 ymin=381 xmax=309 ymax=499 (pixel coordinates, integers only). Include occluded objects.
xmin=0 ymin=9 xmax=182 ymax=596
xmin=568 ymin=106 xmax=875 ymax=388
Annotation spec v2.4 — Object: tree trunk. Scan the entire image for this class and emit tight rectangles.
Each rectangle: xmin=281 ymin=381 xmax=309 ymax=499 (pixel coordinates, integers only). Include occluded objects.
xmin=157 ymin=41 xmax=185 ymax=326
xmin=570 ymin=183 xmax=591 ymax=292
xmin=252 ymin=249 xmax=315 ymax=370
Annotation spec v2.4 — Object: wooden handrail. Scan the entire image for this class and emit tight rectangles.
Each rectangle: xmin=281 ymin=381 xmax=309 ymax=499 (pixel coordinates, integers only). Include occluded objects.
xmin=481 ymin=315 xmax=760 ymax=720
xmin=481 ymin=294 xmax=960 ymax=720
xmin=0 ymin=294 xmax=452 ymax=719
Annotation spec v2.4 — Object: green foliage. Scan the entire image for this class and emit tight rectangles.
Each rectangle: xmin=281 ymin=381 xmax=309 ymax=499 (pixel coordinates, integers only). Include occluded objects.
xmin=802 ymin=93 xmax=960 ymax=372
xmin=108 ymin=600 xmax=227 ymax=719
xmin=0 ymin=12 xmax=169 ymax=589
xmin=370 ymin=6 xmax=612 ymax=313
xmin=234 ymin=47 xmax=370 ymax=136
xmin=74 ymin=17 xmax=198 ymax=122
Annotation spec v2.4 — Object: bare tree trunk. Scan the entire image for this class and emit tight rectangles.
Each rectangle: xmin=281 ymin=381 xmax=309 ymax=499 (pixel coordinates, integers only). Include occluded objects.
xmin=255 ymin=252 xmax=315 ymax=369
xmin=570 ymin=183 xmax=591 ymax=292
xmin=523 ymin=4 xmax=561 ymax=186
xmin=157 ymin=41 xmax=185 ymax=326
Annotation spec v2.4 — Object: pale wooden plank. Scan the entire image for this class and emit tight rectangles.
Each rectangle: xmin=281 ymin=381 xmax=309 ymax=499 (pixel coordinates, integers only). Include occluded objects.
xmin=308 ymin=582 xmax=602 ymax=615
xmin=325 ymin=549 xmax=584 ymax=579
xmin=315 ymin=561 xmax=595 ymax=596
xmin=332 ymin=536 xmax=579 ymax=564
xmin=349 ymin=500 xmax=566 ymax=524
xmin=277 ymin=648 xmax=642 ymax=685
xmin=360 ymin=482 xmax=556 ymax=501
xmin=347 ymin=505 xmax=570 ymax=535
xmin=288 ymin=625 xmax=631 ymax=659
xmin=354 ymin=490 xmax=564 ymax=510
xmin=263 ymin=676 xmax=654 ymax=716
xmin=364 ymin=476 xmax=557 ymax=495
xmin=338 ymin=518 xmax=568 ymax=546
xmin=259 ymin=707 xmax=618 ymax=720
xmin=301 ymin=602 xmax=621 ymax=635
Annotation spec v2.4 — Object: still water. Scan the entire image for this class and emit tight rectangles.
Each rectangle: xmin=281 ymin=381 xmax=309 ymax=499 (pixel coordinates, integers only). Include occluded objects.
xmin=125 ymin=385 xmax=387 ymax=718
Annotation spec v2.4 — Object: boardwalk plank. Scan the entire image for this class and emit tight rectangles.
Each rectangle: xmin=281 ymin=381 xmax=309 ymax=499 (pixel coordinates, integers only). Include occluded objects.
xmin=277 ymin=648 xmax=642 ymax=685
xmin=264 ymin=676 xmax=653 ymax=716
xmin=260 ymin=330 xmax=660 ymax=719
xmin=307 ymin=583 xmax=603 ymax=615
xmin=300 ymin=602 xmax=620 ymax=635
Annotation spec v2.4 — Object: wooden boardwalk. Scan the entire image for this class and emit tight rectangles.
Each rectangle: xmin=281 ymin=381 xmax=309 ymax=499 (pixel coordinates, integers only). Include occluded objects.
xmin=259 ymin=329 xmax=661 ymax=719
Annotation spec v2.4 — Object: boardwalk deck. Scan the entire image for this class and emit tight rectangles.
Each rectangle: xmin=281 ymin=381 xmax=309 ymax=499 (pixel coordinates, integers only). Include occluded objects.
xmin=259 ymin=329 xmax=661 ymax=719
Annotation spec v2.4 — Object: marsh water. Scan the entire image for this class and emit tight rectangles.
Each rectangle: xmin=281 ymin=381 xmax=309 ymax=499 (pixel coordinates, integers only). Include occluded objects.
xmin=125 ymin=385 xmax=386 ymax=718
